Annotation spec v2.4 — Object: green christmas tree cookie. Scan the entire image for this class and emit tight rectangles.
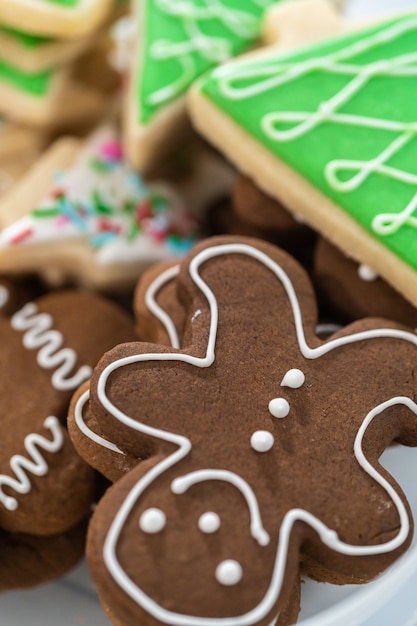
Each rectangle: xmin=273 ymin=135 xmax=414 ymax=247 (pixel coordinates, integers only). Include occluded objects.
xmin=126 ymin=0 xmax=278 ymax=172
xmin=189 ymin=0 xmax=417 ymax=308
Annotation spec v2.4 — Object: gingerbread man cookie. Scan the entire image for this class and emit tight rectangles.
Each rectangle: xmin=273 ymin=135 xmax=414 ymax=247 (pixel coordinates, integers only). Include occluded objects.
xmin=72 ymin=236 xmax=417 ymax=626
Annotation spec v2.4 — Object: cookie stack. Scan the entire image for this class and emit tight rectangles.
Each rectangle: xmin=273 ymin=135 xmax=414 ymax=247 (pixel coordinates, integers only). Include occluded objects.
xmin=0 ymin=1 xmax=416 ymax=626
xmin=0 ymin=0 xmax=120 ymax=127
xmin=0 ymin=0 xmax=123 ymax=201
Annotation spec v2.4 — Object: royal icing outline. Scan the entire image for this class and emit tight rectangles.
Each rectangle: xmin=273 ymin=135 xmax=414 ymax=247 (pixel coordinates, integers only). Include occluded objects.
xmin=91 ymin=242 xmax=417 ymax=625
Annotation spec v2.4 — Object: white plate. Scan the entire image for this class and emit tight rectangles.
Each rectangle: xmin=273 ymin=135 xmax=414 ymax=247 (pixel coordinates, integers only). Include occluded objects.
xmin=1 ymin=0 xmax=417 ymax=624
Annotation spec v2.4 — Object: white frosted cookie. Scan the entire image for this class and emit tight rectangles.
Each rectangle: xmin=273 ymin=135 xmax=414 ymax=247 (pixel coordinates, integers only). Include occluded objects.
xmin=0 ymin=126 xmax=200 ymax=290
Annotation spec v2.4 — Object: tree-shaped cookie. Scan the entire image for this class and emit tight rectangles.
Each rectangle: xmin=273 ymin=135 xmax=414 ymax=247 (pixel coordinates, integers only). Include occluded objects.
xmin=0 ymin=283 xmax=137 ymax=589
xmin=125 ymin=0 xmax=279 ymax=172
xmin=188 ymin=0 xmax=417 ymax=308
xmin=78 ymin=236 xmax=417 ymax=626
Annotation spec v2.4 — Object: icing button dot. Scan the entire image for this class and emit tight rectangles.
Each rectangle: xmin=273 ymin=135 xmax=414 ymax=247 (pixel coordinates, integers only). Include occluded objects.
xmin=215 ymin=560 xmax=242 ymax=586
xmin=198 ymin=512 xmax=220 ymax=534
xmin=269 ymin=398 xmax=290 ymax=419
xmin=139 ymin=508 xmax=166 ymax=534
xmin=251 ymin=430 xmax=274 ymax=452
xmin=358 ymin=264 xmax=378 ymax=282
xmin=280 ymin=368 xmax=305 ymax=389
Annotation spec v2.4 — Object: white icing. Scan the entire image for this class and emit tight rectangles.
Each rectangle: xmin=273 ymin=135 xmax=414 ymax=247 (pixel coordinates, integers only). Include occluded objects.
xmin=171 ymin=469 xmax=269 ymax=547
xmin=215 ymin=560 xmax=242 ymax=586
xmin=139 ymin=508 xmax=166 ymax=534
xmin=358 ymin=264 xmax=379 ymax=282
xmin=144 ymin=0 xmax=263 ymax=106
xmin=192 ymin=309 xmax=202 ymax=322
xmin=96 ymin=243 xmax=417 ymax=625
xmin=73 ymin=264 xmax=181 ymax=452
xmin=214 ymin=16 xmax=417 ymax=238
xmin=280 ymin=368 xmax=304 ymax=389
xmin=74 ymin=389 xmax=125 ymax=455
xmin=268 ymin=398 xmax=290 ymax=419
xmin=250 ymin=431 xmax=274 ymax=453
xmin=0 ymin=416 xmax=64 ymax=511
xmin=0 ymin=285 xmax=9 ymax=309
xmin=199 ymin=512 xmax=220 ymax=534
xmin=144 ymin=264 xmax=181 ymax=349
xmin=11 ymin=302 xmax=92 ymax=391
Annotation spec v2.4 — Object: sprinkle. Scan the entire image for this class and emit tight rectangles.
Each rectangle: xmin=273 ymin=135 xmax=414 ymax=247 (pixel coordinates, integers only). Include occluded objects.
xmin=97 ymin=218 xmax=121 ymax=234
xmin=51 ymin=187 xmax=66 ymax=199
xmin=93 ymin=190 xmax=113 ymax=215
xmin=56 ymin=215 xmax=70 ymax=228
xmin=89 ymin=157 xmax=115 ymax=174
xmin=137 ymin=200 xmax=152 ymax=221
xmin=58 ymin=196 xmax=87 ymax=231
xmin=100 ymin=141 xmax=123 ymax=162
xmin=90 ymin=231 xmax=118 ymax=248
xmin=10 ymin=227 xmax=34 ymax=245
xmin=127 ymin=222 xmax=141 ymax=241
xmin=31 ymin=207 xmax=61 ymax=218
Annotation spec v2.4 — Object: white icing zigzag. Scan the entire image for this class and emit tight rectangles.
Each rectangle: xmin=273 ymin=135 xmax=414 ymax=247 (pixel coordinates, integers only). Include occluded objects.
xmin=214 ymin=15 xmax=417 ymax=237
xmin=93 ymin=243 xmax=417 ymax=625
xmin=0 ymin=416 xmax=64 ymax=511
xmin=145 ymin=0 xmax=267 ymax=106
xmin=11 ymin=302 xmax=92 ymax=391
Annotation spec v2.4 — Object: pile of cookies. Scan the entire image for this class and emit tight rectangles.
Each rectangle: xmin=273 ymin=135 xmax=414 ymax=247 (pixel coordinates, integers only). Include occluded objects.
xmin=0 ymin=1 xmax=416 ymax=625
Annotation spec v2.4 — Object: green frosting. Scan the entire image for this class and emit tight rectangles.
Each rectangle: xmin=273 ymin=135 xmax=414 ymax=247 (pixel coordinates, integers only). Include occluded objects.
xmin=0 ymin=61 xmax=53 ymax=96
xmin=45 ymin=0 xmax=79 ymax=5
xmin=0 ymin=26 xmax=52 ymax=48
xmin=201 ymin=13 xmax=417 ymax=272
xmin=137 ymin=0 xmax=278 ymax=125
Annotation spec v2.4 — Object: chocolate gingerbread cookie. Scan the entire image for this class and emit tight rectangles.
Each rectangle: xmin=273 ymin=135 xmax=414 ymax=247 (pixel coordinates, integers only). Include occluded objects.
xmin=71 ymin=236 xmax=417 ymax=626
